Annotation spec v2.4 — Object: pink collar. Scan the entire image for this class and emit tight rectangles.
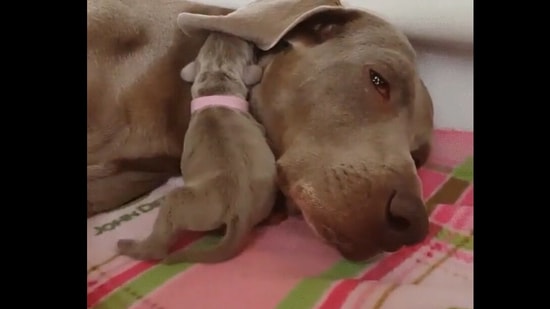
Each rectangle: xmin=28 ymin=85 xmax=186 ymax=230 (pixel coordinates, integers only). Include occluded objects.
xmin=190 ymin=95 xmax=249 ymax=113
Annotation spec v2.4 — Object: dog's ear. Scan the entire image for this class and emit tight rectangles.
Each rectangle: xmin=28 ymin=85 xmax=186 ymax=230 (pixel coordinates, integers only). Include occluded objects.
xmin=243 ymin=64 xmax=263 ymax=86
xmin=176 ymin=0 xmax=363 ymax=51
xmin=180 ymin=61 xmax=198 ymax=82
xmin=284 ymin=9 xmax=361 ymax=47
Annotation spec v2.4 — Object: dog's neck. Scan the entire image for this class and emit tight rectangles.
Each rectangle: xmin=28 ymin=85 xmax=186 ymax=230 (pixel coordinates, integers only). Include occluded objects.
xmin=190 ymin=95 xmax=249 ymax=114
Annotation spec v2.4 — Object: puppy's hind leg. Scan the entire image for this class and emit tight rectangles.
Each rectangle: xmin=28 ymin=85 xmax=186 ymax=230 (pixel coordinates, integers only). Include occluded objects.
xmin=117 ymin=196 xmax=178 ymax=261
xmin=162 ymin=185 xmax=252 ymax=264
xmin=166 ymin=184 xmax=225 ymax=232
xmin=117 ymin=185 xmax=222 ymax=261
xmin=162 ymin=214 xmax=249 ymax=264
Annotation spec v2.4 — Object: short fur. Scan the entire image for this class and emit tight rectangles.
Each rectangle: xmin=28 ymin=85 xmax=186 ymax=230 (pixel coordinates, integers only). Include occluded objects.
xmin=116 ymin=32 xmax=277 ymax=264
xmin=88 ymin=0 xmax=434 ymax=262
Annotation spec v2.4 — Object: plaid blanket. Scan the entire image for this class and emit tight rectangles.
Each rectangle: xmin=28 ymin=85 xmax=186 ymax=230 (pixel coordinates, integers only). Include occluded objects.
xmin=87 ymin=129 xmax=473 ymax=309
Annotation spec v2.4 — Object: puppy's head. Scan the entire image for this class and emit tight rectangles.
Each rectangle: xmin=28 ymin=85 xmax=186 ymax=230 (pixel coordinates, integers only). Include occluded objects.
xmin=177 ymin=1 xmax=432 ymax=261
xmin=180 ymin=33 xmax=263 ymax=98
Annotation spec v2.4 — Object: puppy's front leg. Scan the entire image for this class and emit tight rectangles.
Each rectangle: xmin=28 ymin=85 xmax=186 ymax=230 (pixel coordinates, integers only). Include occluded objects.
xmin=117 ymin=200 xmax=176 ymax=260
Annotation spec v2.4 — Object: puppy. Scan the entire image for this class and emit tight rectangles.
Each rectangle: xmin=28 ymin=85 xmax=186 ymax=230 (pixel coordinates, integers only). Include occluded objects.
xmin=117 ymin=32 xmax=277 ymax=264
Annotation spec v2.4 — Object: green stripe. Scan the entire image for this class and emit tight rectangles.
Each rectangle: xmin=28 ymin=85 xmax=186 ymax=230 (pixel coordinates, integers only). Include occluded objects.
xmin=93 ymin=235 xmax=218 ymax=309
xmin=276 ymin=260 xmax=368 ymax=309
xmin=436 ymin=228 xmax=473 ymax=251
xmin=452 ymin=157 xmax=473 ymax=182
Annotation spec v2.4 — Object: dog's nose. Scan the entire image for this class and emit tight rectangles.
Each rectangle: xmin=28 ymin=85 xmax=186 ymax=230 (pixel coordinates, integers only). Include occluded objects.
xmin=381 ymin=191 xmax=429 ymax=251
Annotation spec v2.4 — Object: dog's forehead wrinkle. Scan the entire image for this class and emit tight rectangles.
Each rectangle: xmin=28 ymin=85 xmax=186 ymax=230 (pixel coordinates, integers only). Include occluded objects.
xmin=359 ymin=28 xmax=415 ymax=61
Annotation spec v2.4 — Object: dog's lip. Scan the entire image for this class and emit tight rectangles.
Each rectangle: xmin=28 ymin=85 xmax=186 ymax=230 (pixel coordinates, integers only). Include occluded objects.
xmin=335 ymin=244 xmax=383 ymax=262
xmin=379 ymin=233 xmax=405 ymax=252
xmin=288 ymin=185 xmax=399 ymax=261
xmin=381 ymin=242 xmax=403 ymax=252
xmin=311 ymin=220 xmax=393 ymax=261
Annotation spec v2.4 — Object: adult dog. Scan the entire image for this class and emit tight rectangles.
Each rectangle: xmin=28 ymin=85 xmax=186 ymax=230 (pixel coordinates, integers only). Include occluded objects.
xmin=87 ymin=0 xmax=434 ymax=261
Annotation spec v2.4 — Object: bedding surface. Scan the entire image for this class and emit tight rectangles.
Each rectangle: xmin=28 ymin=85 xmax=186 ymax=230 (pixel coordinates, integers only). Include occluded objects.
xmin=87 ymin=129 xmax=473 ymax=309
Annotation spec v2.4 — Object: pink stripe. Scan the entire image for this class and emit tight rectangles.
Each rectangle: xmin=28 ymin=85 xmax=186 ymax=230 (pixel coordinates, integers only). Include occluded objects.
xmin=349 ymin=245 xmax=428 ymax=309
xmin=87 ymin=260 xmax=155 ymax=308
xmin=431 ymin=241 xmax=473 ymax=264
xmin=450 ymin=207 xmax=473 ymax=231
xmin=88 ymin=257 xmax=140 ymax=293
xmin=317 ymin=223 xmax=442 ymax=309
xmin=130 ymin=218 xmax=341 ymax=309
xmin=385 ymin=251 xmax=426 ymax=284
xmin=456 ymin=186 xmax=473 ymax=206
xmin=429 ymin=131 xmax=473 ymax=167
xmin=348 ymin=222 xmax=443 ymax=278
xmin=347 ymin=282 xmax=379 ymax=309
xmin=87 ymin=233 xmax=202 ymax=308
xmin=317 ymin=279 xmax=362 ymax=309
xmin=430 ymin=204 xmax=457 ymax=225
xmin=431 ymin=205 xmax=473 ymax=233
xmin=417 ymin=169 xmax=448 ymax=200
xmin=313 ymin=262 xmax=379 ymax=308
xmin=456 ymin=251 xmax=473 ymax=264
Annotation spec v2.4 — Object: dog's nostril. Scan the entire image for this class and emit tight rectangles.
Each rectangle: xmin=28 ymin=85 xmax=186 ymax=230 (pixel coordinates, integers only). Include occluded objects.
xmin=385 ymin=190 xmax=411 ymax=231
xmin=383 ymin=190 xmax=429 ymax=249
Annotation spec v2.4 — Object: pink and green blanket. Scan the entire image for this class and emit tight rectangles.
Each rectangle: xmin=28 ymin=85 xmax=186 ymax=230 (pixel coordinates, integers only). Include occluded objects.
xmin=87 ymin=129 xmax=473 ymax=309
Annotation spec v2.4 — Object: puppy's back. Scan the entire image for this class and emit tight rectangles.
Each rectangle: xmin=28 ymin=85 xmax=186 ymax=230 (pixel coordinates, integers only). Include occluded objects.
xmin=183 ymin=107 xmax=271 ymax=181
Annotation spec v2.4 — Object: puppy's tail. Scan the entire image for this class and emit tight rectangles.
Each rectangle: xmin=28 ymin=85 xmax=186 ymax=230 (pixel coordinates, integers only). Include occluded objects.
xmin=162 ymin=194 xmax=251 ymax=264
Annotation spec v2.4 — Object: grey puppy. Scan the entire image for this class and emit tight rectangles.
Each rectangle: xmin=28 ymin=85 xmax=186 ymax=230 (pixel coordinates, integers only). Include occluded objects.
xmin=116 ymin=32 xmax=277 ymax=264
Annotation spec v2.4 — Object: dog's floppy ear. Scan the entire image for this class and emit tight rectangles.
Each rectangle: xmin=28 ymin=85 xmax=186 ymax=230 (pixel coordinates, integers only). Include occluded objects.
xmin=243 ymin=64 xmax=263 ymax=86
xmin=283 ymin=9 xmax=362 ymax=47
xmin=176 ymin=0 xmax=363 ymax=51
xmin=180 ymin=61 xmax=199 ymax=82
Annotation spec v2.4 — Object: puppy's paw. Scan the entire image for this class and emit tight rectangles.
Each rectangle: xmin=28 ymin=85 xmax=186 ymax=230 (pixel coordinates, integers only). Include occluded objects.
xmin=117 ymin=239 xmax=166 ymax=261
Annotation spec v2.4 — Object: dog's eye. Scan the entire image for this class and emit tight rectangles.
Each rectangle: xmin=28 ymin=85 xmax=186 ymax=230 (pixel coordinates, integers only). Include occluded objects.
xmin=369 ymin=69 xmax=390 ymax=100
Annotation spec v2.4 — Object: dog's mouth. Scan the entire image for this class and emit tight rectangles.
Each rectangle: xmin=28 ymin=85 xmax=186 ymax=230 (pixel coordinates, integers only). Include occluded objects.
xmin=299 ymin=203 xmax=385 ymax=262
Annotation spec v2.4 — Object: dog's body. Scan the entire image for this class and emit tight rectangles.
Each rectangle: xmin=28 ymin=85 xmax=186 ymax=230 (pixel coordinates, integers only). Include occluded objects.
xmin=88 ymin=0 xmax=435 ymax=262
xmin=116 ymin=32 xmax=277 ymax=264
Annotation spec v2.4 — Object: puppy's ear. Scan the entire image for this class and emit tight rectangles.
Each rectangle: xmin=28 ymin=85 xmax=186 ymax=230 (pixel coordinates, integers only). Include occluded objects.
xmin=243 ymin=64 xmax=263 ymax=86
xmin=180 ymin=61 xmax=198 ymax=82
xmin=285 ymin=10 xmax=361 ymax=47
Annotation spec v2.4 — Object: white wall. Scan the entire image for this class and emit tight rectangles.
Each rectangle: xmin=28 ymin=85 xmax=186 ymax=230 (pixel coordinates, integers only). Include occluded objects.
xmin=189 ymin=0 xmax=474 ymax=131
xmin=414 ymin=45 xmax=473 ymax=131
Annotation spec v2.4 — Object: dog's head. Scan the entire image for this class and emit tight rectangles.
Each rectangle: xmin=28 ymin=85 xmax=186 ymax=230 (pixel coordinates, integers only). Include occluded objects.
xmin=178 ymin=0 xmax=432 ymax=261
